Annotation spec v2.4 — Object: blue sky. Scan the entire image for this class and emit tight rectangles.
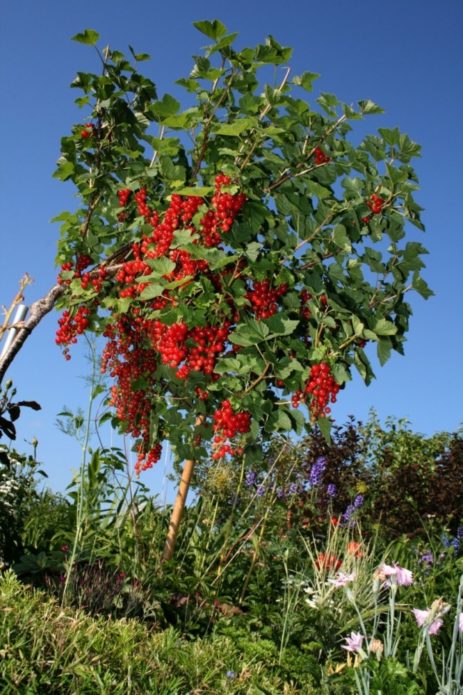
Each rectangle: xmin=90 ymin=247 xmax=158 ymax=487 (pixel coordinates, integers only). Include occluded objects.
xmin=1 ymin=0 xmax=462 ymax=496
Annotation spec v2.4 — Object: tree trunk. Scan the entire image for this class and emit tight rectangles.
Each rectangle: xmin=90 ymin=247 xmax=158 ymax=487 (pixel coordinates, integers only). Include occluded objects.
xmin=161 ymin=416 xmax=203 ymax=562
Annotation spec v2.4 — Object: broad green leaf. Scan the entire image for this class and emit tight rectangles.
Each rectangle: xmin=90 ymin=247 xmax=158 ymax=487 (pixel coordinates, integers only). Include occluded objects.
xmin=246 ymin=242 xmax=261 ymax=262
xmin=193 ymin=19 xmax=227 ymax=40
xmin=266 ymin=315 xmax=299 ymax=337
xmin=352 ymin=316 xmax=364 ymax=337
xmin=358 ymin=99 xmax=384 ymax=115
xmin=144 ymin=257 xmax=176 ymax=276
xmin=333 ymin=224 xmax=352 ymax=251
xmin=229 ymin=320 xmax=270 ymax=347
xmin=269 ymin=409 xmax=292 ymax=432
xmin=290 ymin=408 xmax=306 ymax=435
xmin=72 ymin=29 xmax=100 ymax=46
xmin=293 ymin=71 xmax=320 ymax=92
xmin=377 ymin=338 xmax=392 ymax=366
xmin=317 ymin=416 xmax=332 ymax=442
xmin=139 ymin=284 xmax=164 ymax=300
xmin=151 ymin=94 xmax=180 ymax=120
xmin=412 ymin=273 xmax=434 ymax=299
xmin=214 ymin=118 xmax=255 ymax=136
xmin=374 ymin=318 xmax=397 ymax=336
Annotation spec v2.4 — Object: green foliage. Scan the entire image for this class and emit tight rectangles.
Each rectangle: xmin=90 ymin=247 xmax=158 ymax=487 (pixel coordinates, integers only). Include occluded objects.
xmin=54 ymin=20 xmax=431 ymax=470
xmin=0 ymin=570 xmax=317 ymax=693
xmin=0 ymin=444 xmax=47 ymax=566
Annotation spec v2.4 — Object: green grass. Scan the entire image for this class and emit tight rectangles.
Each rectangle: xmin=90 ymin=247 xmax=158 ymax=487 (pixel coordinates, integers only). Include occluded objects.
xmin=0 ymin=570 xmax=314 ymax=694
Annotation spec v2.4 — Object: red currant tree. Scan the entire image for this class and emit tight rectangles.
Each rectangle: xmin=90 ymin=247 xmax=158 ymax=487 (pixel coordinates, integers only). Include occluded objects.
xmin=1 ymin=21 xmax=431 ymax=558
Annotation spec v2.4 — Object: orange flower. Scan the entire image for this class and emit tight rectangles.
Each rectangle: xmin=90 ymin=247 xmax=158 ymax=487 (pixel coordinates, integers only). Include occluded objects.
xmin=347 ymin=541 xmax=363 ymax=558
xmin=315 ymin=552 xmax=342 ymax=571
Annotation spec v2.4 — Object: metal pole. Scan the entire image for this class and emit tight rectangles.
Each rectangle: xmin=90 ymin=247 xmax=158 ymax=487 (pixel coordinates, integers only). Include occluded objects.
xmin=0 ymin=304 xmax=28 ymax=359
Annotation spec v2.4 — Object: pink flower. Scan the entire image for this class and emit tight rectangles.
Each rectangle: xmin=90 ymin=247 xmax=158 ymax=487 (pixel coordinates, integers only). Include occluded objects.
xmin=342 ymin=631 xmax=364 ymax=653
xmin=328 ymin=571 xmax=356 ymax=588
xmin=412 ymin=608 xmax=443 ymax=635
xmin=377 ymin=562 xmax=413 ymax=586
xmin=458 ymin=613 xmax=463 ymax=633
xmin=378 ymin=563 xmax=396 ymax=577
xmin=395 ymin=565 xmax=413 ymax=586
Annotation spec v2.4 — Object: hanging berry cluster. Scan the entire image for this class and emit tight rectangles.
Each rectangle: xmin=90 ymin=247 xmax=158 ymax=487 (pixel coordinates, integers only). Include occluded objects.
xmin=290 ymin=362 xmax=339 ymax=420
xmin=304 ymin=362 xmax=340 ymax=419
xmin=212 ymin=400 xmax=250 ymax=460
xmin=246 ymin=280 xmax=288 ymax=319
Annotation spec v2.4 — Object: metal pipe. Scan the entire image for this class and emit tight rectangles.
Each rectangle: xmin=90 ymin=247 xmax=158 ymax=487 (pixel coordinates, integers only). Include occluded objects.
xmin=0 ymin=304 xmax=28 ymax=359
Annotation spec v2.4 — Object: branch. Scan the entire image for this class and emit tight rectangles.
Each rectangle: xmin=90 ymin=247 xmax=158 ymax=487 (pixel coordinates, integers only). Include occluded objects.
xmin=0 ymin=283 xmax=64 ymax=385
xmin=0 ymin=262 xmax=125 ymax=385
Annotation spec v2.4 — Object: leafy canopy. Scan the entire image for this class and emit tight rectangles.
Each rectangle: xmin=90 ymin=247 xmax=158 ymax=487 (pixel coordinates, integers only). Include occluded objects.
xmin=53 ymin=20 xmax=431 ymax=473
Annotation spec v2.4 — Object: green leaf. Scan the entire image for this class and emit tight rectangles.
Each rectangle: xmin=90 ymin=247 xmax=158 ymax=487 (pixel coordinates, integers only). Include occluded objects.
xmin=193 ymin=19 xmax=227 ymax=40
xmin=374 ymin=319 xmax=397 ymax=336
xmin=72 ymin=29 xmax=100 ymax=46
xmin=293 ymin=72 xmax=320 ymax=92
xmin=53 ymin=159 xmax=74 ymax=181
xmin=332 ymin=224 xmax=352 ymax=252
xmin=290 ymin=408 xmax=306 ymax=435
xmin=412 ymin=272 xmax=434 ymax=299
xmin=352 ymin=316 xmax=364 ymax=337
xmin=269 ymin=409 xmax=292 ymax=432
xmin=173 ymin=186 xmax=212 ymax=197
xmin=139 ymin=284 xmax=164 ymax=300
xmin=214 ymin=118 xmax=255 ymax=136
xmin=128 ymin=45 xmax=150 ymax=62
xmin=152 ymin=94 xmax=180 ymax=120
xmin=144 ymin=257 xmax=176 ymax=276
xmin=317 ymin=417 xmax=332 ymax=442
xmin=358 ymin=99 xmax=384 ymax=115
xmin=246 ymin=242 xmax=261 ymax=262
xmin=229 ymin=320 xmax=270 ymax=347
xmin=266 ymin=315 xmax=299 ymax=338
xmin=377 ymin=338 xmax=392 ymax=366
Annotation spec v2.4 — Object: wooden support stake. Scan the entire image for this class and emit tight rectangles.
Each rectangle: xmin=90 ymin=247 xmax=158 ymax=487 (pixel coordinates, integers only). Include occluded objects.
xmin=162 ymin=416 xmax=203 ymax=562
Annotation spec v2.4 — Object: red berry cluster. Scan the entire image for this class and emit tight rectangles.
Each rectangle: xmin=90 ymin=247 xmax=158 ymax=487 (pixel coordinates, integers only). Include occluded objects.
xmin=212 ymin=174 xmax=247 ymax=233
xmin=304 ymin=362 xmax=340 ymax=419
xmin=314 ymin=147 xmax=331 ymax=165
xmin=117 ymin=188 xmax=131 ymax=207
xmin=147 ymin=321 xmax=231 ymax=378
xmin=57 ymin=175 xmax=251 ymax=474
xmin=101 ymin=315 xmax=160 ymax=473
xmin=80 ymin=123 xmax=95 ymax=139
xmin=300 ymin=289 xmax=312 ymax=319
xmin=212 ymin=400 xmax=250 ymax=460
xmin=55 ymin=306 xmax=91 ymax=360
xmin=80 ymin=266 xmax=107 ymax=293
xmin=57 ymin=254 xmax=94 ymax=286
xmin=246 ymin=280 xmax=288 ymax=319
xmin=367 ymin=193 xmax=385 ymax=214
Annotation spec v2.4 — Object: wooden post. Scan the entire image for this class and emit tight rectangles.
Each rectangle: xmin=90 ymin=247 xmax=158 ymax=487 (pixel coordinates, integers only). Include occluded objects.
xmin=161 ymin=456 xmax=196 ymax=562
xmin=161 ymin=416 xmax=203 ymax=562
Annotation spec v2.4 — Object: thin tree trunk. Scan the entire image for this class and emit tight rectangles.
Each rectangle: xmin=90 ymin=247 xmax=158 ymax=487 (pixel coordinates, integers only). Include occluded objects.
xmin=162 ymin=416 xmax=203 ymax=562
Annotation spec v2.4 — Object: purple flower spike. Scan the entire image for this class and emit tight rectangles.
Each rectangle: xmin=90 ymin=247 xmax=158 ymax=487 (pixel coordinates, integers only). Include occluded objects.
xmin=309 ymin=456 xmax=327 ymax=487
xmin=326 ymin=483 xmax=337 ymax=498
xmin=245 ymin=470 xmax=257 ymax=487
